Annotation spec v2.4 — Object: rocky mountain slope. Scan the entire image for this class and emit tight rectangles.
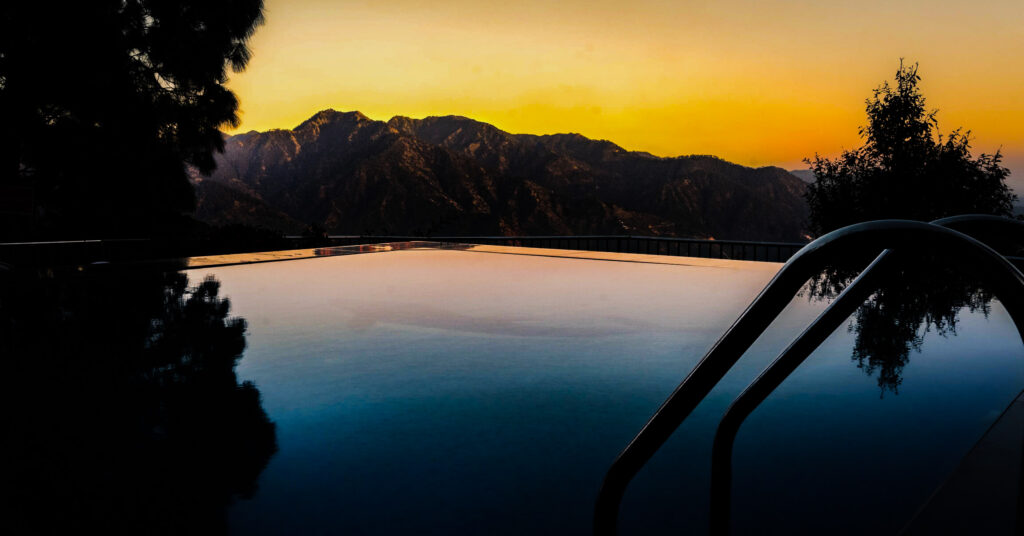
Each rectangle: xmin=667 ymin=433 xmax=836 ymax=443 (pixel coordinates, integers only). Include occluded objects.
xmin=197 ymin=110 xmax=810 ymax=241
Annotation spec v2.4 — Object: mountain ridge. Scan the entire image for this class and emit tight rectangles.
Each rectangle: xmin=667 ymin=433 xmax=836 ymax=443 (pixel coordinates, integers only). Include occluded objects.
xmin=198 ymin=109 xmax=810 ymax=241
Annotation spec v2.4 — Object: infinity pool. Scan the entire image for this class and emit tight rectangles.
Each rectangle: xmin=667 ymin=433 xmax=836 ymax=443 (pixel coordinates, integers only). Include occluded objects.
xmin=178 ymin=245 xmax=1024 ymax=534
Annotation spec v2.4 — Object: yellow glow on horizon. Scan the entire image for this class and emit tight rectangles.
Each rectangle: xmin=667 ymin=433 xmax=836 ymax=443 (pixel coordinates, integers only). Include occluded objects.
xmin=226 ymin=0 xmax=1024 ymax=174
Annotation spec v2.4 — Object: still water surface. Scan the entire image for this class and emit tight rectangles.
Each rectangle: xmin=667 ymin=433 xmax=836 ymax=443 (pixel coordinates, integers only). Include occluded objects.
xmin=192 ymin=248 xmax=1022 ymax=534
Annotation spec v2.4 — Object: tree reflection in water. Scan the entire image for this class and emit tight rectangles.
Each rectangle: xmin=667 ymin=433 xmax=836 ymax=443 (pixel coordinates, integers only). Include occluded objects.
xmin=0 ymin=264 xmax=276 ymax=533
xmin=806 ymin=250 xmax=1004 ymax=395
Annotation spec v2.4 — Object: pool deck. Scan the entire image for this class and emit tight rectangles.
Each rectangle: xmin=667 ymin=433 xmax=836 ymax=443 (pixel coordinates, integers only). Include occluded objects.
xmin=903 ymin=390 xmax=1024 ymax=534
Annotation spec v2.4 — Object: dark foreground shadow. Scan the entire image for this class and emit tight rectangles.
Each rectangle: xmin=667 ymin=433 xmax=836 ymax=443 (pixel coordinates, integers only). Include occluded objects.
xmin=0 ymin=263 xmax=277 ymax=534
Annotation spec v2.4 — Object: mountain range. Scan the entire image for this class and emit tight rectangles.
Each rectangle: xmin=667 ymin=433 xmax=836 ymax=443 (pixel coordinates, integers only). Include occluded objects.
xmin=195 ymin=110 xmax=810 ymax=241
xmin=788 ymin=169 xmax=816 ymax=183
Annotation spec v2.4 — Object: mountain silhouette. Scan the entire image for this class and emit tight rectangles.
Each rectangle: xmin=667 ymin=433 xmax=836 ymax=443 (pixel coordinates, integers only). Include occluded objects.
xmin=789 ymin=169 xmax=816 ymax=183
xmin=198 ymin=110 xmax=809 ymax=240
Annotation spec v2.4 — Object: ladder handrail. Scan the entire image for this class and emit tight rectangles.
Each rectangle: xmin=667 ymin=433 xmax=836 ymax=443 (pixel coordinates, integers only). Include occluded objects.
xmin=593 ymin=217 xmax=1024 ymax=535
xmin=706 ymin=215 xmax=1024 ymax=534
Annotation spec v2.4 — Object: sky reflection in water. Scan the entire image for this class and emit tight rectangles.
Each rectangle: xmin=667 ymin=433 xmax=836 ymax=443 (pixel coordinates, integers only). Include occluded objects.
xmin=192 ymin=249 xmax=1023 ymax=534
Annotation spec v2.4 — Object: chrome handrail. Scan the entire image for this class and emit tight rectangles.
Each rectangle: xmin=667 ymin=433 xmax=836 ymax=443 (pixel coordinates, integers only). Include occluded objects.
xmin=594 ymin=217 xmax=1024 ymax=535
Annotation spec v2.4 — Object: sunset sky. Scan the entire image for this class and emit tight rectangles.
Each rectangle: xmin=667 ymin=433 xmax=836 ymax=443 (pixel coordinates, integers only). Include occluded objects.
xmin=226 ymin=0 xmax=1024 ymax=185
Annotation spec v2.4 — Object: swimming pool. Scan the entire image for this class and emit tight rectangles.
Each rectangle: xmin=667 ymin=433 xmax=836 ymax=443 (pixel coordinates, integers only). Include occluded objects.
xmin=180 ymin=244 xmax=1023 ymax=534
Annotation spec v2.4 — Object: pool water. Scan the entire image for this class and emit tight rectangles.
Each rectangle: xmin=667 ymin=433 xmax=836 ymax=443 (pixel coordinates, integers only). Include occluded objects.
xmin=184 ymin=246 xmax=1024 ymax=534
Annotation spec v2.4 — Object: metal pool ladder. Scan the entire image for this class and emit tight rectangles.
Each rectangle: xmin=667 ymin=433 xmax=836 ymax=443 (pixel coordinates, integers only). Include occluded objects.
xmin=593 ymin=215 xmax=1024 ymax=535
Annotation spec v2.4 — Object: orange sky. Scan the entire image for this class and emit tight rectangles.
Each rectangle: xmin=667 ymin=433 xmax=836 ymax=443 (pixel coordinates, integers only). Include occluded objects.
xmin=226 ymin=0 xmax=1024 ymax=182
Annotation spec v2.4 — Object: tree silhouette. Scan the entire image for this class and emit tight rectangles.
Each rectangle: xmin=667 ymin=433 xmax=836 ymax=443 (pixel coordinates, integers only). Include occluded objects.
xmin=0 ymin=1 xmax=264 ymax=240
xmin=799 ymin=62 xmax=1018 ymax=394
xmin=807 ymin=256 xmax=997 ymax=395
xmin=804 ymin=61 xmax=1015 ymax=236
xmin=0 ymin=265 xmax=277 ymax=532
xmin=803 ymin=234 xmax=1019 ymax=395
